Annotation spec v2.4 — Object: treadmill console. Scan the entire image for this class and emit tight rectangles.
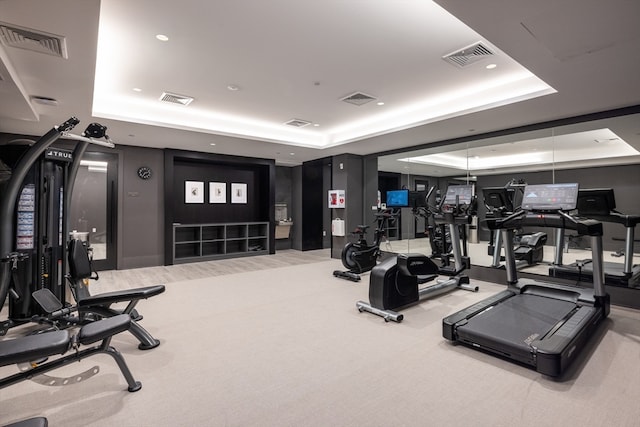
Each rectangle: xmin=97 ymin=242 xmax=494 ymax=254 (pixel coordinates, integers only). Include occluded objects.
xmin=521 ymin=183 xmax=579 ymax=212
xmin=443 ymin=184 xmax=473 ymax=206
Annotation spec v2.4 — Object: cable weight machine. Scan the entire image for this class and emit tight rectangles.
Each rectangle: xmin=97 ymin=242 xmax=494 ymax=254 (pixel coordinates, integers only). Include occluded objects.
xmin=0 ymin=118 xmax=114 ymax=332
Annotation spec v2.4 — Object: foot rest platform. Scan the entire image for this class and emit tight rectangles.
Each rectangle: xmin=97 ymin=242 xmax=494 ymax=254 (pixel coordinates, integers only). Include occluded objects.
xmin=0 ymin=331 xmax=70 ymax=367
xmin=77 ymin=285 xmax=165 ymax=307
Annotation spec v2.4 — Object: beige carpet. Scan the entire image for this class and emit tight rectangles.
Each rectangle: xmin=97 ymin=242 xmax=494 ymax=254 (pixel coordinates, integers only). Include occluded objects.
xmin=1 ymin=253 xmax=640 ymax=426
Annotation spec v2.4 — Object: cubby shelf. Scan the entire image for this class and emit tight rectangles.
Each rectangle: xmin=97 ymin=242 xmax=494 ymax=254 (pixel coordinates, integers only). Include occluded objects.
xmin=173 ymin=222 xmax=269 ymax=263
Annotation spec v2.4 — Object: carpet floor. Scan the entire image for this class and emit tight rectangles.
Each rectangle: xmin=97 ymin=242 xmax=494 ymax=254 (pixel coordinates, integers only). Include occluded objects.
xmin=1 ymin=250 xmax=639 ymax=426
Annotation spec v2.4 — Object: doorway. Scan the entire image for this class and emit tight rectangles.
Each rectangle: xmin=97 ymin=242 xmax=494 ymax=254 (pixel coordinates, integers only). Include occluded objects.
xmin=69 ymin=151 xmax=117 ymax=270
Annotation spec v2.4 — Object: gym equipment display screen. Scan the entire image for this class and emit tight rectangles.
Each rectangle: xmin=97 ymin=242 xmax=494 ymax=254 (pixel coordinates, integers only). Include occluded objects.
xmin=482 ymin=187 xmax=514 ymax=212
xmin=408 ymin=191 xmax=428 ymax=208
xmin=521 ymin=183 xmax=579 ymax=212
xmin=443 ymin=185 xmax=473 ymax=205
xmin=576 ymin=188 xmax=616 ymax=216
xmin=386 ymin=189 xmax=409 ymax=208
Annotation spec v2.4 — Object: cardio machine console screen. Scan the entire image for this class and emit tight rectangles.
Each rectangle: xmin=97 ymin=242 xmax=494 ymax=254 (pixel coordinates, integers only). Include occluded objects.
xmin=521 ymin=183 xmax=579 ymax=212
xmin=386 ymin=189 xmax=409 ymax=208
xmin=443 ymin=185 xmax=473 ymax=205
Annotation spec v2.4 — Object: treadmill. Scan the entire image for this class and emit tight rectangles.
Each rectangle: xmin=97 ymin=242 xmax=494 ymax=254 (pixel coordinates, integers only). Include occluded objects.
xmin=549 ymin=188 xmax=640 ymax=287
xmin=443 ymin=183 xmax=610 ymax=377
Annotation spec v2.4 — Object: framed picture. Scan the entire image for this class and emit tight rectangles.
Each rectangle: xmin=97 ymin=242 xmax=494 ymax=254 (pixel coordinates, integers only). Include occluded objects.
xmin=185 ymin=181 xmax=204 ymax=204
xmin=209 ymin=182 xmax=226 ymax=204
xmin=231 ymin=183 xmax=247 ymax=204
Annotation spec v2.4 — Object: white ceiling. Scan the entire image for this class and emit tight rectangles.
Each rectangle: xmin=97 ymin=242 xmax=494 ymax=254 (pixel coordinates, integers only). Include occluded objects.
xmin=1 ymin=0 xmax=640 ymax=168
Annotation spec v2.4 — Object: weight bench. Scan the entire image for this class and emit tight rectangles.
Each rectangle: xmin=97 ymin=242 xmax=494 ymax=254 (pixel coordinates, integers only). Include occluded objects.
xmin=0 ymin=314 xmax=142 ymax=392
xmin=3 ymin=417 xmax=47 ymax=427
xmin=66 ymin=239 xmax=165 ymax=350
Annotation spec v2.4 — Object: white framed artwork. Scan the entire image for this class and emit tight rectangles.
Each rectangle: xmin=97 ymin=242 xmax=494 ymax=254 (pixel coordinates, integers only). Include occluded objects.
xmin=185 ymin=181 xmax=204 ymax=204
xmin=231 ymin=183 xmax=247 ymax=204
xmin=209 ymin=182 xmax=226 ymax=204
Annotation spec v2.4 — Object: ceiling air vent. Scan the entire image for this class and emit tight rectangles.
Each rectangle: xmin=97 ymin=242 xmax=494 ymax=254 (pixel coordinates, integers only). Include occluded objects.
xmin=341 ymin=92 xmax=377 ymax=106
xmin=284 ymin=119 xmax=311 ymax=128
xmin=159 ymin=92 xmax=194 ymax=106
xmin=0 ymin=22 xmax=68 ymax=58
xmin=442 ymin=42 xmax=493 ymax=68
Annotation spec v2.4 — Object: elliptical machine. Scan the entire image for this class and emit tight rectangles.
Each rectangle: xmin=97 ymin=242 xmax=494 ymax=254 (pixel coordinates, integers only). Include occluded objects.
xmin=333 ymin=209 xmax=398 ymax=282
xmin=356 ymin=184 xmax=479 ymax=322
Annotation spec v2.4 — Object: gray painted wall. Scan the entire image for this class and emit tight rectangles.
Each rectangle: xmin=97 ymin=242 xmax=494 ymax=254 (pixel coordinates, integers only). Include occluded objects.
xmin=291 ymin=166 xmax=303 ymax=250
xmin=118 ymin=145 xmax=165 ymax=269
xmin=330 ymin=154 xmax=364 ymax=259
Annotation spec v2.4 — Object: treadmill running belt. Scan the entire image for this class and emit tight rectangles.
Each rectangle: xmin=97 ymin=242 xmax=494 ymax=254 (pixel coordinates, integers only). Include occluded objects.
xmin=456 ymin=294 xmax=577 ymax=364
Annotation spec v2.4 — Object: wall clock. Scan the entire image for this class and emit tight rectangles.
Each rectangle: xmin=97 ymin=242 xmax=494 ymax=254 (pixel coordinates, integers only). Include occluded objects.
xmin=137 ymin=166 xmax=152 ymax=180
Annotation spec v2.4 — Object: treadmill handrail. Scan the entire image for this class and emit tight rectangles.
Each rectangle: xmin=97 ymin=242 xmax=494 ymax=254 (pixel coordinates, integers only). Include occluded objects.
xmin=485 ymin=209 xmax=603 ymax=236
xmin=582 ymin=211 xmax=640 ymax=228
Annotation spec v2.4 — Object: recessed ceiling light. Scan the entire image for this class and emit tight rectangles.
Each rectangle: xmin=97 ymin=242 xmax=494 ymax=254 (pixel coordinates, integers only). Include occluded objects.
xmin=210 ymin=143 xmax=216 ymax=146
xmin=156 ymin=34 xmax=169 ymax=41
xmin=289 ymin=152 xmax=295 ymax=156
xmin=313 ymin=123 xmax=320 ymax=127
xmin=133 ymin=88 xmax=142 ymax=92
xmin=486 ymin=63 xmax=497 ymax=69
xmin=227 ymin=84 xmax=240 ymax=91
xmin=377 ymin=102 xmax=385 ymax=106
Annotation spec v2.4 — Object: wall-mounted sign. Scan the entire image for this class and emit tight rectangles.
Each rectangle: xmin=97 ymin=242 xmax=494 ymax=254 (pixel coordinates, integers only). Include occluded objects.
xmin=328 ymin=190 xmax=345 ymax=208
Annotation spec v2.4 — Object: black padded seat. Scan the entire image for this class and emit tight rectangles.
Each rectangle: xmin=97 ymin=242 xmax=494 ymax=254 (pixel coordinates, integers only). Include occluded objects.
xmin=3 ymin=417 xmax=48 ymax=427
xmin=0 ymin=331 xmax=70 ymax=367
xmin=78 ymin=314 xmax=130 ymax=345
xmin=67 ymin=238 xmax=94 ymax=280
xmin=0 ymin=315 xmax=142 ymax=392
xmin=77 ymin=285 xmax=165 ymax=308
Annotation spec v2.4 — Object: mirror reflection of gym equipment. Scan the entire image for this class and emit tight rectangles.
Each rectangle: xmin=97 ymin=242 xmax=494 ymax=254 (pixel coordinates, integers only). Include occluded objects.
xmin=483 ymin=180 xmax=548 ymax=270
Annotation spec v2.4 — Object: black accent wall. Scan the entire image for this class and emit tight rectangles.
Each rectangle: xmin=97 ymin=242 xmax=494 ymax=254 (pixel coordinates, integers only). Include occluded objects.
xmin=301 ymin=158 xmax=329 ymax=251
xmin=164 ymin=149 xmax=275 ymax=264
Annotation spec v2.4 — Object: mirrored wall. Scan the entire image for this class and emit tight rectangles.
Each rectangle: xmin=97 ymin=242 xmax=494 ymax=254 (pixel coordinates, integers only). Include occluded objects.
xmin=377 ymin=110 xmax=640 ymax=287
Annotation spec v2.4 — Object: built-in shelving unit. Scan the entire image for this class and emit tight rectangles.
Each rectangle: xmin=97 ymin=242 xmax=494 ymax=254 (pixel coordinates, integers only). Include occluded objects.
xmin=173 ymin=222 xmax=269 ymax=263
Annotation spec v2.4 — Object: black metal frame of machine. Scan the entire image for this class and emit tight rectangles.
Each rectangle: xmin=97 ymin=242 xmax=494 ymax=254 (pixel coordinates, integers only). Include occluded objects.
xmin=443 ymin=183 xmax=610 ymax=377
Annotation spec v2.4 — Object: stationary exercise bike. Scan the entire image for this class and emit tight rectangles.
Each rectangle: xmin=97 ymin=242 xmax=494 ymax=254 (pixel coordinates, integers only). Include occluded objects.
xmin=333 ymin=208 xmax=398 ymax=282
